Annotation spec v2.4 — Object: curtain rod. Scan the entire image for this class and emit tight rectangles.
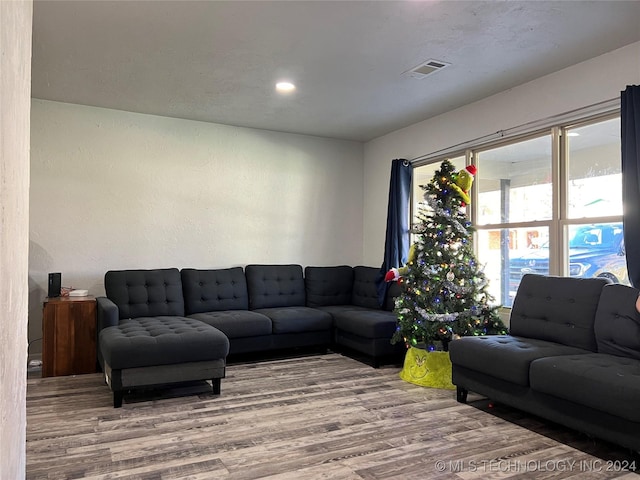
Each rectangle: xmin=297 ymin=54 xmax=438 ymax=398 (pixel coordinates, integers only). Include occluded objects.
xmin=410 ymin=97 xmax=620 ymax=164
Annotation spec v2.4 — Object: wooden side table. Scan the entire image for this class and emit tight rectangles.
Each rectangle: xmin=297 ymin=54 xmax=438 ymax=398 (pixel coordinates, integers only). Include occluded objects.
xmin=42 ymin=296 xmax=97 ymax=377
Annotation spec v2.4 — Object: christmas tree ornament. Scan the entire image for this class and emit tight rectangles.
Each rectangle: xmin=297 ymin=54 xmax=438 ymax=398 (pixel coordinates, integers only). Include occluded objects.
xmin=450 ymin=164 xmax=477 ymax=205
xmin=384 ymin=243 xmax=417 ymax=282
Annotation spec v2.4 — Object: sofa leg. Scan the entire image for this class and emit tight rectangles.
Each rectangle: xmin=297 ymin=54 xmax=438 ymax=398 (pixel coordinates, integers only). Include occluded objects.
xmin=113 ymin=391 xmax=123 ymax=408
xmin=212 ymin=378 xmax=221 ymax=395
xmin=456 ymin=386 xmax=468 ymax=404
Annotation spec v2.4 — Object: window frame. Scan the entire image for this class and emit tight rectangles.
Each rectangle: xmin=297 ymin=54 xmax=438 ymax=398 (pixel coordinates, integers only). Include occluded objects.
xmin=410 ymin=110 xmax=623 ymax=307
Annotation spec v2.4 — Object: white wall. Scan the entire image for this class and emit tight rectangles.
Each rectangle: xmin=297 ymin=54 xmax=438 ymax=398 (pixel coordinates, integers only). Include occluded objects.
xmin=363 ymin=41 xmax=640 ymax=266
xmin=1 ymin=1 xmax=31 ymax=477
xmin=29 ymin=101 xmax=363 ymax=355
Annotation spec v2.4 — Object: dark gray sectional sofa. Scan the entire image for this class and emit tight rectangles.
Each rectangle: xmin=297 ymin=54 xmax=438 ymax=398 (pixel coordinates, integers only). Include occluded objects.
xmin=450 ymin=273 xmax=640 ymax=452
xmin=97 ymin=264 xmax=404 ymax=407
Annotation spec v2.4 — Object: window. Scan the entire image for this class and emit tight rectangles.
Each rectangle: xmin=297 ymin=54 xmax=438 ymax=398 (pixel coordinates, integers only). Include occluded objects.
xmin=566 ymin=118 xmax=622 ymax=219
xmin=412 ymin=113 xmax=628 ymax=308
xmin=476 ymin=135 xmax=552 ymax=225
xmin=411 ymin=155 xmax=465 ymax=227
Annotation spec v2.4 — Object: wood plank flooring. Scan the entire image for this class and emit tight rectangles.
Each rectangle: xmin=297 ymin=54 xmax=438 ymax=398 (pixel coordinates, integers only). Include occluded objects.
xmin=26 ymin=353 xmax=639 ymax=479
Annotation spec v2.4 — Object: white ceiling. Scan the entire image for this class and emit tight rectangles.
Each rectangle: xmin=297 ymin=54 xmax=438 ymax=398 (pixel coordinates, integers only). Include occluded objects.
xmin=31 ymin=1 xmax=640 ymax=142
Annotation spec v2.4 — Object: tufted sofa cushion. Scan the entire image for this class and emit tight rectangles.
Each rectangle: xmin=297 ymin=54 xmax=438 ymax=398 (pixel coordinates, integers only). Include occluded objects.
xmin=304 ymin=265 xmax=354 ymax=307
xmin=510 ymin=274 xmax=610 ymax=351
xmin=181 ymin=267 xmax=249 ymax=315
xmin=99 ymin=316 xmax=229 ymax=369
xmin=448 ymin=335 xmax=591 ymax=386
xmin=594 ymin=283 xmax=640 ymax=360
xmin=352 ymin=266 xmax=382 ymax=309
xmin=105 ymin=268 xmax=185 ymax=320
xmin=245 ymin=264 xmax=306 ymax=309
xmin=530 ymin=353 xmax=640 ymax=422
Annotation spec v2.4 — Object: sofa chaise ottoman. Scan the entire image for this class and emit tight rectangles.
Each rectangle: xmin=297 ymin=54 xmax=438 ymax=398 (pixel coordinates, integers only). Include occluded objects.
xmin=97 ymin=268 xmax=229 ymax=407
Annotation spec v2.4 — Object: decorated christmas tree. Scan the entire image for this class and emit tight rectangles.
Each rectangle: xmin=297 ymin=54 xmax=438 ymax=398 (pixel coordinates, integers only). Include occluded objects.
xmin=390 ymin=159 xmax=508 ymax=351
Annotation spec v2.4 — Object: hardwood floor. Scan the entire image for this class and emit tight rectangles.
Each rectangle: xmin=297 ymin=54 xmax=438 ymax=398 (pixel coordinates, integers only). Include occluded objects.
xmin=26 ymin=353 xmax=639 ymax=479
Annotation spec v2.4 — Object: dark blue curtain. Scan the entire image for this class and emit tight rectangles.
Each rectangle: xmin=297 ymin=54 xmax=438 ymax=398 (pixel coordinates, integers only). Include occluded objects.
xmin=622 ymin=85 xmax=640 ymax=287
xmin=376 ymin=159 xmax=413 ymax=305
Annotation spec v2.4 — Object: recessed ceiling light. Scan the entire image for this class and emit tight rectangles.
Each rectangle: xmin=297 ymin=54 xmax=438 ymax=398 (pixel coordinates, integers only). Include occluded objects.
xmin=276 ymin=81 xmax=296 ymax=93
xmin=567 ymin=132 xmax=580 ymax=137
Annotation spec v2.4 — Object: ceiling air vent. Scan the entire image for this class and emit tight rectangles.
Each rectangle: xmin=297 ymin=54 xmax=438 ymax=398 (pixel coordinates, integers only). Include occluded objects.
xmin=404 ymin=59 xmax=451 ymax=79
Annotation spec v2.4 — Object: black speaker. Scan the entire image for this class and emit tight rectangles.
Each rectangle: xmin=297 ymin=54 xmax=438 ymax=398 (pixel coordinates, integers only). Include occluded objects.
xmin=48 ymin=272 xmax=61 ymax=298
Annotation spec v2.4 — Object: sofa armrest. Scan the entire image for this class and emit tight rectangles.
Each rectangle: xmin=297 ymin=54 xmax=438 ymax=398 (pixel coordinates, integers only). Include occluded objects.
xmin=97 ymin=296 xmax=119 ymax=332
